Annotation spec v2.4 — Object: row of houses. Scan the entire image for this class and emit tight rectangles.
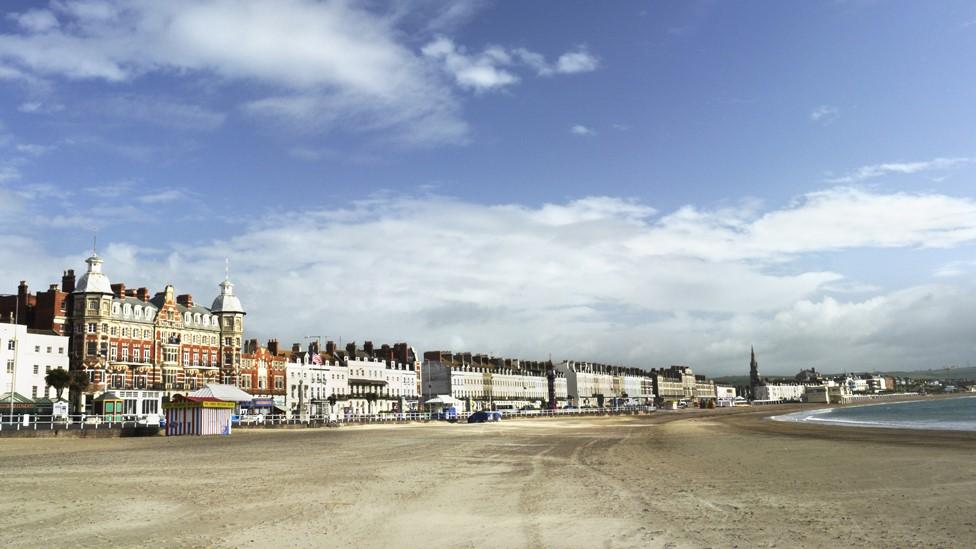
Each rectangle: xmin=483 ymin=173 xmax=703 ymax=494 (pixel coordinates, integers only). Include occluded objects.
xmin=0 ymin=253 xmax=716 ymax=418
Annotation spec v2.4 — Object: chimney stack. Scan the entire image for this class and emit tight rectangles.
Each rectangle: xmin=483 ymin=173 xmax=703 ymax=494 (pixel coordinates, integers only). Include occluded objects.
xmin=326 ymin=340 xmax=336 ymax=354
xmin=111 ymin=283 xmax=125 ymax=298
xmin=137 ymin=288 xmax=150 ymax=302
xmin=267 ymin=339 xmax=279 ymax=355
xmin=176 ymin=294 xmax=193 ymax=307
xmin=364 ymin=341 xmax=374 ymax=357
xmin=62 ymin=270 xmax=76 ymax=293
xmin=345 ymin=341 xmax=357 ymax=357
xmin=292 ymin=343 xmax=301 ymax=353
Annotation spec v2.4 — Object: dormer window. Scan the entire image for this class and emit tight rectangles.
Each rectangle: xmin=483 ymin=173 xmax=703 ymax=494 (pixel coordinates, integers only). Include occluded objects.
xmin=145 ymin=310 xmax=154 ymax=321
xmin=185 ymin=312 xmax=192 ymax=323
xmin=112 ymin=303 xmax=120 ymax=315
xmin=194 ymin=313 xmax=201 ymax=324
xmin=123 ymin=304 xmax=131 ymax=316
xmin=134 ymin=306 xmax=142 ymax=318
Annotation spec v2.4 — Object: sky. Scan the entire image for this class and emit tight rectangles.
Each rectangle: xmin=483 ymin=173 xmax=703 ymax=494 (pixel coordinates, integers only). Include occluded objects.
xmin=2 ymin=0 xmax=976 ymax=377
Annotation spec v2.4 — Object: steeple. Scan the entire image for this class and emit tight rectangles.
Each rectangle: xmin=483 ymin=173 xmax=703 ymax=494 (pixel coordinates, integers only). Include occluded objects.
xmin=749 ymin=345 xmax=762 ymax=387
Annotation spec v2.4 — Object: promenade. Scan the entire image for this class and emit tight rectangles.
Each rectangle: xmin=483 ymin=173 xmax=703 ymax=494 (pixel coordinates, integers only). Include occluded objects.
xmin=2 ymin=407 xmax=974 ymax=548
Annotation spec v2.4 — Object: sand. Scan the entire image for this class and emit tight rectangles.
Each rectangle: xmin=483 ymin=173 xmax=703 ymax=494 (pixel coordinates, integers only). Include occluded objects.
xmin=1 ymin=406 xmax=975 ymax=548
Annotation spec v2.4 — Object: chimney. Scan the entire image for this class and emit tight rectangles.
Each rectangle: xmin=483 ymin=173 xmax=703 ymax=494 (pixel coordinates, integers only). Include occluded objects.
xmin=395 ymin=343 xmax=410 ymax=365
xmin=292 ymin=343 xmax=301 ymax=353
xmin=49 ymin=284 xmax=59 ymax=292
xmin=326 ymin=340 xmax=336 ymax=354
xmin=176 ymin=294 xmax=193 ymax=307
xmin=61 ymin=270 xmax=75 ymax=293
xmin=364 ymin=341 xmax=374 ymax=357
xmin=381 ymin=344 xmax=393 ymax=364
xmin=247 ymin=338 xmax=259 ymax=353
xmin=137 ymin=288 xmax=150 ymax=302
xmin=345 ymin=341 xmax=357 ymax=357
xmin=125 ymin=289 xmax=136 ymax=297
xmin=111 ymin=283 xmax=125 ymax=298
xmin=267 ymin=339 xmax=279 ymax=355
xmin=308 ymin=340 xmax=319 ymax=355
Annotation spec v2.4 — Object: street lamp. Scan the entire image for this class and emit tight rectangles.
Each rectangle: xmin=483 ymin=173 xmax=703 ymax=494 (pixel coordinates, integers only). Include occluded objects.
xmin=1 ymin=293 xmax=20 ymax=421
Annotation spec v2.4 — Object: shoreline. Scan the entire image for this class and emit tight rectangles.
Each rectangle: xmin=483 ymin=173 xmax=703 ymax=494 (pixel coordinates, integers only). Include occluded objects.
xmin=770 ymin=393 xmax=976 ymax=433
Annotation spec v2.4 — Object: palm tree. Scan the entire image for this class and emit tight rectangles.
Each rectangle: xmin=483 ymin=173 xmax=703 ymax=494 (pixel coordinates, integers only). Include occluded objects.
xmin=68 ymin=370 xmax=91 ymax=414
xmin=45 ymin=367 xmax=71 ymax=400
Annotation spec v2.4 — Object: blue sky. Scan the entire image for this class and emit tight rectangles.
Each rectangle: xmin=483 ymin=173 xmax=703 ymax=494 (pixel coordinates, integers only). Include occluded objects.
xmin=2 ymin=0 xmax=976 ymax=375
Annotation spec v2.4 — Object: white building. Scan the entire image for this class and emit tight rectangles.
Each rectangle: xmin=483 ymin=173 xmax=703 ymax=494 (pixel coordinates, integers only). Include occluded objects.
xmin=345 ymin=357 xmax=418 ymax=415
xmin=423 ymin=352 xmax=569 ymax=411
xmin=715 ymin=384 xmax=737 ymax=404
xmin=753 ymin=383 xmax=806 ymax=402
xmin=285 ymin=358 xmax=342 ymax=419
xmin=556 ymin=361 xmax=654 ymax=407
xmin=0 ymin=321 xmax=70 ymax=400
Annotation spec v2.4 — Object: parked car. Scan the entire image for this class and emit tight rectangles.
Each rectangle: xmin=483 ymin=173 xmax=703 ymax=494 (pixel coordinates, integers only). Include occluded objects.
xmin=467 ymin=411 xmax=503 ymax=423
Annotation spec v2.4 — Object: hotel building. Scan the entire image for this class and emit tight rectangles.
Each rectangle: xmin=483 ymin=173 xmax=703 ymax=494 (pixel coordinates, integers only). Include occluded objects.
xmin=423 ymin=351 xmax=568 ymax=411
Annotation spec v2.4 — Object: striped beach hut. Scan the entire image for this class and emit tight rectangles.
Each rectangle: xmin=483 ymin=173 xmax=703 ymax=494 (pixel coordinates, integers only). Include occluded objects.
xmin=162 ymin=395 xmax=235 ymax=436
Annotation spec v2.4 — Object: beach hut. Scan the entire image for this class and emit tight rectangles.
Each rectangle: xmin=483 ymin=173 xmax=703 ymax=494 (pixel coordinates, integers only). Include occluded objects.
xmin=163 ymin=394 xmax=235 ymax=436
xmin=92 ymin=393 xmax=124 ymax=421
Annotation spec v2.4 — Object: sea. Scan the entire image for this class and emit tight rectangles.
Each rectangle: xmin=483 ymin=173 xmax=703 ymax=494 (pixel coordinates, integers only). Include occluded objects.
xmin=773 ymin=396 xmax=976 ymax=432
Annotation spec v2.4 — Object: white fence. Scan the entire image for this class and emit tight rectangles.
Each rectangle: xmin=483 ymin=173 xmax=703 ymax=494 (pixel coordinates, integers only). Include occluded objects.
xmin=0 ymin=406 xmax=657 ymax=433
xmin=237 ymin=405 xmax=657 ymax=427
xmin=0 ymin=414 xmax=159 ymax=432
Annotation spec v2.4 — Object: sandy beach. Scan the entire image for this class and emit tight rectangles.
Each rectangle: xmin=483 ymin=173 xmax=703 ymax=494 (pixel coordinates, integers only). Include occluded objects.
xmin=2 ymin=407 xmax=975 ymax=548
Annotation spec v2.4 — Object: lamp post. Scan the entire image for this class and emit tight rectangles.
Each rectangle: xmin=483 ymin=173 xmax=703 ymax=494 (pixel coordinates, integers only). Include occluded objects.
xmin=1 ymin=293 xmax=20 ymax=422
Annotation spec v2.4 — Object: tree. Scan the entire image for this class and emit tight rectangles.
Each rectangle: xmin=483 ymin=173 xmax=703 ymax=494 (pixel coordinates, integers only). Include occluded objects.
xmin=68 ymin=370 xmax=91 ymax=414
xmin=45 ymin=367 xmax=71 ymax=400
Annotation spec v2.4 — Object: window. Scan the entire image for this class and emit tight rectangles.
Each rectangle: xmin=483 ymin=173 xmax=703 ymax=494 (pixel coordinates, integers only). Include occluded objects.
xmin=88 ymin=299 xmax=98 ymax=311
xmin=8 ymin=340 xmax=15 ymax=350
xmin=111 ymin=346 xmax=118 ymax=361
xmin=121 ymin=347 xmax=129 ymax=362
xmin=33 ymin=364 xmax=38 ymax=374
xmin=45 ymin=365 xmax=50 ymax=373
xmin=86 ymin=342 xmax=97 ymax=356
xmin=183 ymin=351 xmax=189 ymax=365
xmin=111 ymin=326 xmax=118 ymax=336
xmin=32 ymin=386 xmax=37 ymax=398
xmin=134 ymin=348 xmax=141 ymax=362
xmin=122 ymin=327 xmax=129 ymax=338
xmin=35 ymin=345 xmax=41 ymax=352
xmin=112 ymin=303 xmax=120 ymax=315
xmin=224 ymin=337 xmax=232 ymax=346
xmin=274 ymin=376 xmax=284 ymax=390
xmin=101 ymin=323 xmax=109 ymax=334
xmin=46 ymin=346 xmax=51 ymax=354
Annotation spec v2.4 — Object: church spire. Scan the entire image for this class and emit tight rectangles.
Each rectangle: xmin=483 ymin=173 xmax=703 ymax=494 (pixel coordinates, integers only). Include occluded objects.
xmin=749 ymin=345 xmax=762 ymax=387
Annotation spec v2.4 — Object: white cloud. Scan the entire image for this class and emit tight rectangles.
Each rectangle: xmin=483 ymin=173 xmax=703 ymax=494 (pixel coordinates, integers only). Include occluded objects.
xmin=423 ymin=38 xmax=599 ymax=92
xmin=0 ymin=0 xmax=468 ymax=145
xmin=3 ymin=186 xmax=976 ymax=375
xmin=422 ymin=37 xmax=519 ymax=92
xmin=8 ymin=9 xmax=59 ymax=33
xmin=810 ymin=105 xmax=839 ymax=124
xmin=570 ymin=124 xmax=595 ymax=136
xmin=825 ymin=157 xmax=973 ymax=183
xmin=138 ymin=188 xmax=189 ymax=204
xmin=555 ymin=48 xmax=599 ymax=74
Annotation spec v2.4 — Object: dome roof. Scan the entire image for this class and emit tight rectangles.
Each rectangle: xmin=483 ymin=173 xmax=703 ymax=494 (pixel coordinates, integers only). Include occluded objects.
xmin=211 ymin=278 xmax=245 ymax=314
xmin=73 ymin=254 xmax=113 ymax=295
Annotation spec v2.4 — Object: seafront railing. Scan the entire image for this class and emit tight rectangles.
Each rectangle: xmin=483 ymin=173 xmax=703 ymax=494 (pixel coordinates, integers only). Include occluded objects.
xmin=234 ymin=405 xmax=657 ymax=428
xmin=0 ymin=414 xmax=157 ymax=432
xmin=0 ymin=406 xmax=657 ymax=433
